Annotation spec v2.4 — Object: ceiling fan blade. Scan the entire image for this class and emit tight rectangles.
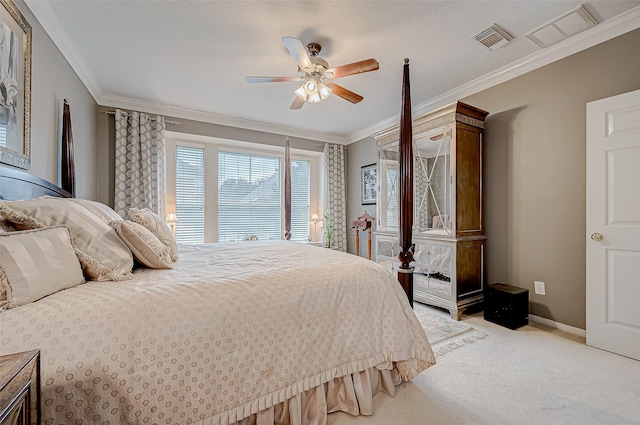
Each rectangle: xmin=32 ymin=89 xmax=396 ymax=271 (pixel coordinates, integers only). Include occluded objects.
xmin=245 ymin=76 xmax=302 ymax=83
xmin=290 ymin=96 xmax=305 ymax=110
xmin=282 ymin=37 xmax=313 ymax=72
xmin=327 ymin=58 xmax=379 ymax=79
xmin=327 ymin=83 xmax=364 ymax=104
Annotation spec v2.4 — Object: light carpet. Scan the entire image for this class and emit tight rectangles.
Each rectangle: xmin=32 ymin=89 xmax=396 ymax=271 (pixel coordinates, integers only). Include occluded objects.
xmin=329 ymin=305 xmax=640 ymax=425
xmin=413 ymin=304 xmax=488 ymax=357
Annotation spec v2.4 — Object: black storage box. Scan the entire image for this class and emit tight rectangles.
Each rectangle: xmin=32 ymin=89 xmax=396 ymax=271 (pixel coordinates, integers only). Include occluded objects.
xmin=484 ymin=283 xmax=529 ymax=329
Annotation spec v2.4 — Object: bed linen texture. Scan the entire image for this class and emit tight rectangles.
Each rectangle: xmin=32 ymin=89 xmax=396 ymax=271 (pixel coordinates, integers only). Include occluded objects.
xmin=0 ymin=241 xmax=435 ymax=425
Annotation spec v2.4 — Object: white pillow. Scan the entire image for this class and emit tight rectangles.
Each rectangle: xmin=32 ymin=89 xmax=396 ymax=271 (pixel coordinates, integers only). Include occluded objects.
xmin=0 ymin=226 xmax=85 ymax=308
xmin=129 ymin=208 xmax=179 ymax=262
xmin=68 ymin=198 xmax=123 ymax=223
xmin=110 ymin=220 xmax=172 ymax=269
xmin=0 ymin=198 xmax=133 ymax=281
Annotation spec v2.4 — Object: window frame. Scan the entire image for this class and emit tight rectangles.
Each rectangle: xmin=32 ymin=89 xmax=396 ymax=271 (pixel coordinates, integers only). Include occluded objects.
xmin=166 ymin=135 xmax=322 ymax=243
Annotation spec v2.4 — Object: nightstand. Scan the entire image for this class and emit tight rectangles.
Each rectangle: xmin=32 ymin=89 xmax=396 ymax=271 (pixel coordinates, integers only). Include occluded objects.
xmin=0 ymin=350 xmax=40 ymax=425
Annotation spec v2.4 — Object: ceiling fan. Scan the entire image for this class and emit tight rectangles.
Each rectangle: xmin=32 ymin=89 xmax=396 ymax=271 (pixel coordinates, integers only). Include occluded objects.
xmin=244 ymin=37 xmax=379 ymax=110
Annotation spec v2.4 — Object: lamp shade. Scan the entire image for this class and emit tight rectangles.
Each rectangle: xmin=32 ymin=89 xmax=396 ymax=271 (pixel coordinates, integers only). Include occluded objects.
xmin=166 ymin=212 xmax=178 ymax=224
xmin=311 ymin=213 xmax=319 ymax=222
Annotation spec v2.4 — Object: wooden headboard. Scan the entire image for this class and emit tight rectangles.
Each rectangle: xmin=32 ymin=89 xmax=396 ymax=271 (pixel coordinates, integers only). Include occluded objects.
xmin=0 ymin=165 xmax=71 ymax=200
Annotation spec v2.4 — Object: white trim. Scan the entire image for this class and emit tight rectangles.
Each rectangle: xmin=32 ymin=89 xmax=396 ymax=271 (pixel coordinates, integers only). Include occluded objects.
xmin=27 ymin=1 xmax=640 ymax=145
xmin=528 ymin=314 xmax=586 ymax=338
xmin=165 ymin=131 xmax=323 ymax=157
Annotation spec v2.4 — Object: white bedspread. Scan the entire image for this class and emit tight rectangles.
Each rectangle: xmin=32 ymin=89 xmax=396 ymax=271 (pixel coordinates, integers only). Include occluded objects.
xmin=0 ymin=241 xmax=435 ymax=425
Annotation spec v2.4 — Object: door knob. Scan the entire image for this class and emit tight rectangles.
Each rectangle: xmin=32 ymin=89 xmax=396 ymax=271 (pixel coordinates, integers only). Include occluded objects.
xmin=591 ymin=233 xmax=603 ymax=241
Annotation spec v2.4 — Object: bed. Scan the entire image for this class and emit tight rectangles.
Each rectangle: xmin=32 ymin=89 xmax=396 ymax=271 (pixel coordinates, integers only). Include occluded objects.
xmin=0 ymin=165 xmax=435 ymax=424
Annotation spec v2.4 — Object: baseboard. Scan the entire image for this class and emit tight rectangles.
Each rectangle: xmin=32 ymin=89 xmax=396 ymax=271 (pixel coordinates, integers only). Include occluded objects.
xmin=528 ymin=314 xmax=586 ymax=338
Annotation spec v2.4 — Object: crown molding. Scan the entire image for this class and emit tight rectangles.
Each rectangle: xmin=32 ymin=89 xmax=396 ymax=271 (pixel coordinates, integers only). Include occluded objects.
xmin=348 ymin=5 xmax=640 ymax=144
xmin=24 ymin=0 xmax=102 ymax=103
xmin=101 ymin=94 xmax=350 ymax=145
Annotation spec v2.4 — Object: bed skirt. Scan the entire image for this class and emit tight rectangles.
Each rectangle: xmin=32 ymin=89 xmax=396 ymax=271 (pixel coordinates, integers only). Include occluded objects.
xmin=221 ymin=361 xmax=415 ymax=425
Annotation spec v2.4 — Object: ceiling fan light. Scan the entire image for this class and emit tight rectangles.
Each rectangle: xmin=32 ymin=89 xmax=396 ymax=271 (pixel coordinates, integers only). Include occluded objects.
xmin=308 ymin=92 xmax=322 ymax=104
xmin=318 ymin=82 xmax=332 ymax=100
xmin=305 ymin=80 xmax=316 ymax=92
xmin=294 ymin=85 xmax=307 ymax=101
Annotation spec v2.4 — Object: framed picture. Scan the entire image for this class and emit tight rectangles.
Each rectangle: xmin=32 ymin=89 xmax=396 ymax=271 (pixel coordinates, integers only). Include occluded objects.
xmin=361 ymin=163 xmax=377 ymax=205
xmin=0 ymin=0 xmax=31 ymax=169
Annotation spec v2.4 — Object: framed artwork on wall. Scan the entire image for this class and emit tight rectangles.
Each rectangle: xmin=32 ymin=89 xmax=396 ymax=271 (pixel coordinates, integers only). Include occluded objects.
xmin=0 ymin=0 xmax=31 ymax=169
xmin=361 ymin=163 xmax=377 ymax=205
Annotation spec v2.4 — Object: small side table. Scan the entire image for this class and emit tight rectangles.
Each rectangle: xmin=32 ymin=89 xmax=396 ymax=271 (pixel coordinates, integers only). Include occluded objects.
xmin=484 ymin=283 xmax=529 ymax=329
xmin=0 ymin=350 xmax=40 ymax=425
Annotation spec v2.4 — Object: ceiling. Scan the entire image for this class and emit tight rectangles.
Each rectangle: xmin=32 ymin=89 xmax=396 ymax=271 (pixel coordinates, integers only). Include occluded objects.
xmin=26 ymin=1 xmax=640 ymax=144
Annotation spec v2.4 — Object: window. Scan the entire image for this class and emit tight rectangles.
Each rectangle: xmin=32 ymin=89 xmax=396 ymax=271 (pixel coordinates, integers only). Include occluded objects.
xmin=171 ymin=137 xmax=318 ymax=244
xmin=175 ymin=146 xmax=205 ymax=244
xmin=0 ymin=111 xmax=7 ymax=147
xmin=386 ymin=167 xmax=398 ymax=229
xmin=291 ymin=159 xmax=310 ymax=241
xmin=218 ymin=151 xmax=281 ymax=241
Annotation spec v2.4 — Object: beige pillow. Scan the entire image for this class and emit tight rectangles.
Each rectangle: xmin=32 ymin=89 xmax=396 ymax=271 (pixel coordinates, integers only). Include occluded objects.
xmin=129 ymin=208 xmax=179 ymax=262
xmin=68 ymin=198 xmax=123 ymax=223
xmin=110 ymin=220 xmax=172 ymax=269
xmin=0 ymin=226 xmax=85 ymax=309
xmin=0 ymin=198 xmax=133 ymax=281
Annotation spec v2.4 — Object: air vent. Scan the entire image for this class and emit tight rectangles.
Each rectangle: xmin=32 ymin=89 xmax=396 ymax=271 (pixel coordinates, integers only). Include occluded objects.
xmin=526 ymin=5 xmax=596 ymax=49
xmin=473 ymin=24 xmax=513 ymax=51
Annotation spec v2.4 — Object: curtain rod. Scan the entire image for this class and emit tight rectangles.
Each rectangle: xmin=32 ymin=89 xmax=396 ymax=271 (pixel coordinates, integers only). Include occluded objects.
xmin=102 ymin=110 xmax=180 ymax=126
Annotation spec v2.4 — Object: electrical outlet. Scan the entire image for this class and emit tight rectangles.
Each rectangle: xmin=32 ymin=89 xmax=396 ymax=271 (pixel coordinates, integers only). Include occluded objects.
xmin=534 ymin=281 xmax=546 ymax=295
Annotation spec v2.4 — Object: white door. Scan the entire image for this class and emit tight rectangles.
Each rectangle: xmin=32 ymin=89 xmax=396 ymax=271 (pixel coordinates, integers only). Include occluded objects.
xmin=586 ymin=89 xmax=640 ymax=360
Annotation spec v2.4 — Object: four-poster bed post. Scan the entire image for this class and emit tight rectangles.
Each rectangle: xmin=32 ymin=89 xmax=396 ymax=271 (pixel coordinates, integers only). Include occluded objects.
xmin=284 ymin=137 xmax=292 ymax=240
xmin=397 ymin=58 xmax=414 ymax=306
xmin=61 ymin=99 xmax=76 ymax=197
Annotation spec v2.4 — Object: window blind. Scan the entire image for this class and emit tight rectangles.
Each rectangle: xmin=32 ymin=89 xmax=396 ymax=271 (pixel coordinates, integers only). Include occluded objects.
xmin=175 ymin=146 xmax=205 ymax=244
xmin=218 ymin=151 xmax=281 ymax=241
xmin=291 ymin=159 xmax=310 ymax=241
xmin=387 ymin=168 xmax=398 ymax=229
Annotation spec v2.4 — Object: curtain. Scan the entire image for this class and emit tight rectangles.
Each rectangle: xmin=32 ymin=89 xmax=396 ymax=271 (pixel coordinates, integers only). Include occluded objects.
xmin=114 ymin=109 xmax=166 ymax=219
xmin=323 ymin=143 xmax=347 ymax=252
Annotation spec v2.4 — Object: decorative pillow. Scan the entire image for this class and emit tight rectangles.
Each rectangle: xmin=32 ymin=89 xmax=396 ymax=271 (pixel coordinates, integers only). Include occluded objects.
xmin=0 ymin=226 xmax=85 ymax=309
xmin=0 ymin=198 xmax=133 ymax=281
xmin=68 ymin=198 xmax=123 ymax=223
xmin=129 ymin=208 xmax=179 ymax=262
xmin=110 ymin=220 xmax=172 ymax=269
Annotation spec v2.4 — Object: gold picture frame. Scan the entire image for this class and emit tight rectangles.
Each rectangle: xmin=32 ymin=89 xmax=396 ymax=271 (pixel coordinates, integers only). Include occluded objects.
xmin=0 ymin=0 xmax=31 ymax=169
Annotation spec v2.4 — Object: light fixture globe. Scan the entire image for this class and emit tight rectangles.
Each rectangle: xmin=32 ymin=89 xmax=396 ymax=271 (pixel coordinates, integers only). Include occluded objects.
xmin=318 ymin=82 xmax=332 ymax=100
xmin=294 ymin=86 xmax=307 ymax=101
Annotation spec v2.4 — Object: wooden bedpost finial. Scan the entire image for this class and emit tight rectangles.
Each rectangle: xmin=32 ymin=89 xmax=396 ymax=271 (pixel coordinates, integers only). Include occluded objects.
xmin=404 ymin=58 xmax=409 ymax=64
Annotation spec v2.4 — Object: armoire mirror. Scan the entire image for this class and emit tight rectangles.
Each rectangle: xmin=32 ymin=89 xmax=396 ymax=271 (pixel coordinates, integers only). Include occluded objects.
xmin=377 ymin=124 xmax=452 ymax=235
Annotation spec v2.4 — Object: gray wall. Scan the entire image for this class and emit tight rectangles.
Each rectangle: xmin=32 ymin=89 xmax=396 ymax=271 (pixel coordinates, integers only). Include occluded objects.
xmin=345 ymin=138 xmax=377 ymax=257
xmin=16 ymin=1 xmax=98 ymax=199
xmin=346 ymin=28 xmax=640 ymax=329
